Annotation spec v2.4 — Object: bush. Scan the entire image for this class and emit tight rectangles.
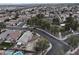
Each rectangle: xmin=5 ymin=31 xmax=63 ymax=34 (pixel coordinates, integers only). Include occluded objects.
xmin=34 ymin=38 xmax=49 ymax=52
xmin=66 ymin=35 xmax=79 ymax=48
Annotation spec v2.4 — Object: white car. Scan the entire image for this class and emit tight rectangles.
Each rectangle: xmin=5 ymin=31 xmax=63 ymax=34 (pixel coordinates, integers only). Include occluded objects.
xmin=22 ymin=24 xmax=28 ymax=28
xmin=17 ymin=22 xmax=23 ymax=26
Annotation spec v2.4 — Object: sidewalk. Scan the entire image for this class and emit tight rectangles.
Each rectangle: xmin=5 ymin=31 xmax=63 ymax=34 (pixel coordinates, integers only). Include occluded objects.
xmin=39 ymin=43 xmax=52 ymax=55
xmin=43 ymin=43 xmax=52 ymax=55
xmin=62 ymin=32 xmax=79 ymax=40
xmin=66 ymin=46 xmax=79 ymax=55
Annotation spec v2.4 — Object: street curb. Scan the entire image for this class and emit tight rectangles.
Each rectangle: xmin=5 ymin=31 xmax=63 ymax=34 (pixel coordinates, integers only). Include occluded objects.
xmin=39 ymin=43 xmax=52 ymax=55
xmin=43 ymin=43 xmax=52 ymax=55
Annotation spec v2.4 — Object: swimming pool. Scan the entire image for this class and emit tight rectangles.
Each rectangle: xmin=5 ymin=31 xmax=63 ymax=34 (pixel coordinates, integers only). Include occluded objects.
xmin=13 ymin=51 xmax=24 ymax=55
xmin=5 ymin=50 xmax=24 ymax=55
xmin=5 ymin=50 xmax=14 ymax=55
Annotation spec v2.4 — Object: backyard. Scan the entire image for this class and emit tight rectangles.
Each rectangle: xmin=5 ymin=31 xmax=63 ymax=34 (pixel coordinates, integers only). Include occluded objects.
xmin=0 ymin=42 xmax=13 ymax=49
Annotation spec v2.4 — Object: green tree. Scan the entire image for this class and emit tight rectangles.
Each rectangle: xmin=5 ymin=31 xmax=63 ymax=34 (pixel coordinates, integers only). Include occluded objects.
xmin=0 ymin=22 xmax=6 ymax=28
xmin=41 ymin=20 xmax=50 ymax=30
xmin=34 ymin=39 xmax=49 ymax=52
xmin=50 ymin=25 xmax=59 ymax=36
xmin=13 ymin=11 xmax=19 ymax=19
xmin=65 ymin=14 xmax=78 ymax=31
xmin=27 ymin=16 xmax=50 ymax=30
xmin=36 ymin=14 xmax=44 ymax=19
xmin=52 ymin=17 xmax=60 ymax=25
xmin=0 ymin=22 xmax=6 ymax=33
xmin=4 ymin=18 xmax=10 ymax=22
xmin=67 ymin=35 xmax=79 ymax=48
xmin=71 ymin=20 xmax=78 ymax=31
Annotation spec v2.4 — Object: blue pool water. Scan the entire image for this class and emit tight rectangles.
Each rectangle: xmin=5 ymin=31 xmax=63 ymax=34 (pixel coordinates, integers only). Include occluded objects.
xmin=13 ymin=51 xmax=23 ymax=55
xmin=5 ymin=50 xmax=24 ymax=55
xmin=5 ymin=50 xmax=14 ymax=55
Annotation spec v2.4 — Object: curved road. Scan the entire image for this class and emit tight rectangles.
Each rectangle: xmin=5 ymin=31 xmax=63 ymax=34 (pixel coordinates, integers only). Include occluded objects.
xmin=5 ymin=26 xmax=71 ymax=55
xmin=35 ymin=28 xmax=70 ymax=55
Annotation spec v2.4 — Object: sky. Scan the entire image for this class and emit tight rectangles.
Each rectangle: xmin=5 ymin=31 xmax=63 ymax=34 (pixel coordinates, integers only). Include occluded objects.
xmin=0 ymin=0 xmax=79 ymax=4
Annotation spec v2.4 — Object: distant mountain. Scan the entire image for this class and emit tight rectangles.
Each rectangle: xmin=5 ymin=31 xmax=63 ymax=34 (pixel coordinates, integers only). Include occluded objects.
xmin=0 ymin=3 xmax=79 ymax=9
xmin=0 ymin=4 xmax=40 ymax=8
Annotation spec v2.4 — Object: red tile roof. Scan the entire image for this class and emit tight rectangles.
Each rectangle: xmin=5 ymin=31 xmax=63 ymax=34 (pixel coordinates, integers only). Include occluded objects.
xmin=9 ymin=31 xmax=21 ymax=40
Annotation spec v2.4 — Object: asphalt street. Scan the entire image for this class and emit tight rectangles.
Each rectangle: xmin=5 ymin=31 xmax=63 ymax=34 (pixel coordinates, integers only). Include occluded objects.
xmin=5 ymin=26 xmax=70 ymax=55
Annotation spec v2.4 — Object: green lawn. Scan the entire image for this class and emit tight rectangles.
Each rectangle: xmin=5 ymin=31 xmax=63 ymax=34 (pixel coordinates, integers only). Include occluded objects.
xmin=0 ymin=42 xmax=13 ymax=49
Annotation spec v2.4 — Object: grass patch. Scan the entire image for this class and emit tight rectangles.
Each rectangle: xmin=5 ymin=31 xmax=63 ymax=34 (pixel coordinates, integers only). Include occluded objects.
xmin=0 ymin=42 xmax=13 ymax=49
